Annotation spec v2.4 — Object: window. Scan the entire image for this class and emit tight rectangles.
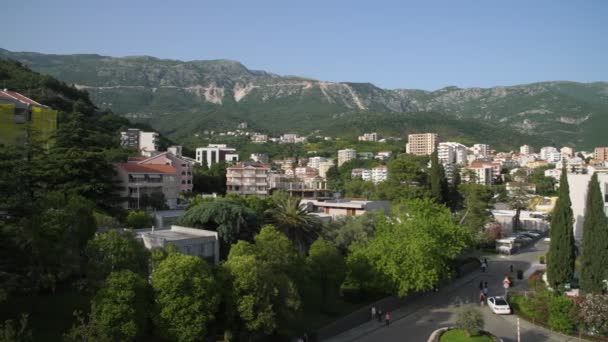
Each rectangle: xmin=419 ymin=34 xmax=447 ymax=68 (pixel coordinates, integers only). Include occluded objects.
xmin=181 ymin=180 xmax=185 ymax=184
xmin=347 ymin=208 xmax=356 ymax=216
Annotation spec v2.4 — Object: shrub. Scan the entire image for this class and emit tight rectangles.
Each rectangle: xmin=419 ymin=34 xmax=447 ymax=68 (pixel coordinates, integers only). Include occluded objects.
xmin=527 ymin=271 xmax=544 ymax=291
xmin=455 ymin=305 xmax=484 ymax=337
xmin=539 ymin=255 xmax=545 ymax=264
xmin=578 ymin=294 xmax=608 ymax=335
xmin=125 ymin=211 xmax=154 ymax=229
xmin=548 ymin=295 xmax=577 ymax=334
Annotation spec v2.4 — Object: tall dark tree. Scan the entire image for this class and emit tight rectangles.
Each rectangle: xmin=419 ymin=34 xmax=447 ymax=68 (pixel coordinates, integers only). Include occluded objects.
xmin=429 ymin=150 xmax=448 ymax=204
xmin=580 ymin=173 xmax=608 ymax=293
xmin=547 ymin=167 xmax=575 ymax=288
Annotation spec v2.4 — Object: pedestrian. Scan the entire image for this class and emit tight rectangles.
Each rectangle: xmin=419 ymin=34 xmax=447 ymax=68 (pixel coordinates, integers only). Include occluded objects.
xmin=385 ymin=311 xmax=391 ymax=326
xmin=510 ymin=264 xmax=514 ymax=273
xmin=480 ymin=291 xmax=485 ymax=306
xmin=481 ymin=262 xmax=487 ymax=273
xmin=484 ymin=258 xmax=488 ymax=269
xmin=479 ymin=281 xmax=483 ymax=291
xmin=377 ymin=308 xmax=383 ymax=322
xmin=483 ymin=282 xmax=488 ymax=296
xmin=371 ymin=306 xmax=376 ymax=321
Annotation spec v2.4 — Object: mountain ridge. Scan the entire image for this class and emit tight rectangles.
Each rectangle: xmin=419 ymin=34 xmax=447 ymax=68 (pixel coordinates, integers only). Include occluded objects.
xmin=1 ymin=48 xmax=607 ymax=149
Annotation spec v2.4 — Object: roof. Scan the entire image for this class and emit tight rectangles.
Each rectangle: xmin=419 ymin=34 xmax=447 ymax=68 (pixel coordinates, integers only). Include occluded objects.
xmin=228 ymin=162 xmax=270 ymax=170
xmin=469 ymin=162 xmax=500 ymax=168
xmin=116 ymin=163 xmax=177 ymax=174
xmin=0 ymin=90 xmax=45 ymax=107
xmin=127 ymin=156 xmax=147 ymax=163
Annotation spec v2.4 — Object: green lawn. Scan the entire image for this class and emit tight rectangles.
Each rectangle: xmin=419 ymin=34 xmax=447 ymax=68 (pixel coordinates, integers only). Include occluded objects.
xmin=440 ymin=329 xmax=494 ymax=342
xmin=0 ymin=289 xmax=92 ymax=342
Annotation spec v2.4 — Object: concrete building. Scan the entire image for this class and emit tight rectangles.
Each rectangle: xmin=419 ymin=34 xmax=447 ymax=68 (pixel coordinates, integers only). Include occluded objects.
xmin=567 ymin=167 xmax=608 ymax=240
xmin=152 ymin=210 xmax=186 ymax=229
xmin=560 ymin=146 xmax=575 ymax=158
xmin=374 ymin=151 xmax=392 ymax=161
xmin=120 ymin=129 xmax=159 ymax=157
xmin=139 ymin=225 xmax=219 ymax=264
xmin=472 ymin=144 xmax=491 ymax=157
xmin=295 ymin=167 xmax=318 ymax=179
xmin=226 ymin=163 xmax=271 ymax=196
xmin=195 ymin=144 xmax=239 ymax=167
xmin=539 ymin=146 xmax=559 ymax=161
xmin=301 ymin=199 xmax=390 ymax=219
xmin=280 ymin=133 xmax=307 ymax=144
xmin=505 ymin=182 xmax=536 ymax=195
xmin=318 ymin=161 xmax=335 ymax=178
xmin=520 ymin=145 xmax=533 ymax=155
xmin=406 ymin=133 xmax=438 ymax=156
xmin=250 ymin=153 xmax=269 ymax=164
xmin=115 ymin=163 xmax=179 ymax=209
xmin=491 ymin=210 xmax=550 ymax=236
xmin=438 ymin=142 xmax=468 ymax=165
xmin=358 ymin=132 xmax=378 ymax=142
xmin=307 ymin=156 xmax=329 ymax=169
xmin=595 ymin=147 xmax=608 ymax=163
xmin=462 ymin=164 xmax=494 ymax=185
xmin=371 ymin=165 xmax=388 ymax=183
xmin=251 ymin=134 xmax=268 ymax=143
xmin=338 ymin=149 xmax=357 ymax=167
xmin=134 ymin=151 xmax=194 ymax=193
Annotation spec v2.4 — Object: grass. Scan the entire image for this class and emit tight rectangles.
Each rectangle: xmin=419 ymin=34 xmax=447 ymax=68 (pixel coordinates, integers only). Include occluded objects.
xmin=440 ymin=329 xmax=494 ymax=342
xmin=0 ymin=289 xmax=92 ymax=342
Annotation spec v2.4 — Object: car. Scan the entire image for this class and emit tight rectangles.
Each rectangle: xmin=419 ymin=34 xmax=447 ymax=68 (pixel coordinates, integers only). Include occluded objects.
xmin=515 ymin=235 xmax=533 ymax=242
xmin=521 ymin=231 xmax=541 ymax=238
xmin=487 ymin=296 xmax=511 ymax=314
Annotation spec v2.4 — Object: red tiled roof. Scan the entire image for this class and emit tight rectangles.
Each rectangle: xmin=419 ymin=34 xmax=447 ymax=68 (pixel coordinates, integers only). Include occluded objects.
xmin=0 ymin=91 xmax=44 ymax=107
xmin=116 ymin=163 xmax=176 ymax=174
xmin=127 ymin=157 xmax=147 ymax=163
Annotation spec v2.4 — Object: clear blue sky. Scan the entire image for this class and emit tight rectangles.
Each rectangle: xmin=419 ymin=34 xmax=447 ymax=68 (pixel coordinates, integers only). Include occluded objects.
xmin=2 ymin=0 xmax=607 ymax=90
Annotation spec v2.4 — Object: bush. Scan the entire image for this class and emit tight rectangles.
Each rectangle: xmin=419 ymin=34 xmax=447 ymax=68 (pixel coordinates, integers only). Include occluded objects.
xmin=539 ymin=255 xmax=545 ymax=264
xmin=548 ymin=295 xmax=577 ymax=334
xmin=578 ymin=294 xmax=608 ymax=335
xmin=527 ymin=271 xmax=544 ymax=290
xmin=125 ymin=211 xmax=154 ymax=229
xmin=455 ymin=305 xmax=484 ymax=337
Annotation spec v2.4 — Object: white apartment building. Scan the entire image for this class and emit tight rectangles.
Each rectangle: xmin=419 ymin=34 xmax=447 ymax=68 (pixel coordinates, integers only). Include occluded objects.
xmin=371 ymin=165 xmax=388 ymax=183
xmin=195 ymin=144 xmax=239 ymax=167
xmin=307 ymin=156 xmax=329 ymax=169
xmin=251 ymin=134 xmax=268 ymax=143
xmin=406 ymin=133 xmax=438 ymax=156
xmin=358 ymin=132 xmax=378 ymax=142
xmin=567 ymin=167 xmax=608 ymax=240
xmin=280 ymin=134 xmax=307 ymax=144
xmin=338 ymin=149 xmax=357 ymax=167
xmin=546 ymin=151 xmax=562 ymax=164
xmin=539 ymin=146 xmax=558 ymax=161
xmin=560 ymin=146 xmax=574 ymax=158
xmin=250 ymin=153 xmax=269 ymax=164
xmin=520 ymin=145 xmax=533 ymax=155
xmin=226 ymin=163 xmax=271 ymax=196
xmin=461 ymin=165 xmax=494 ymax=185
xmin=120 ymin=129 xmax=159 ymax=157
xmin=375 ymin=151 xmax=392 ymax=161
xmin=472 ymin=144 xmax=491 ymax=157
xmin=438 ymin=142 xmax=468 ymax=165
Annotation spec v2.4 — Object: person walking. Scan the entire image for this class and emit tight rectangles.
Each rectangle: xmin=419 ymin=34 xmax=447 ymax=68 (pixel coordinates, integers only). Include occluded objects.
xmin=479 ymin=281 xmax=483 ymax=291
xmin=481 ymin=262 xmax=487 ymax=273
xmin=371 ymin=306 xmax=376 ymax=321
xmin=479 ymin=291 xmax=485 ymax=306
xmin=483 ymin=282 xmax=488 ymax=297
xmin=377 ymin=308 xmax=383 ymax=322
xmin=385 ymin=311 xmax=391 ymax=326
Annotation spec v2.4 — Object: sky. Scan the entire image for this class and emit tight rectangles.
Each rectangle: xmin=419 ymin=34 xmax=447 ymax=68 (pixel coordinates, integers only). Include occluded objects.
xmin=2 ymin=0 xmax=607 ymax=90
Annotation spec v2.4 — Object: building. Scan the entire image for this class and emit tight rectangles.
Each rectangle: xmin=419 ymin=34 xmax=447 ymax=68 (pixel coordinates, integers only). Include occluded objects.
xmin=115 ymin=163 xmax=179 ymax=209
xmin=307 ymin=156 xmax=329 ymax=169
xmin=120 ymin=129 xmax=159 ymax=157
xmin=237 ymin=122 xmax=248 ymax=129
xmin=301 ymin=199 xmax=389 ymax=219
xmin=462 ymin=164 xmax=494 ymax=185
xmin=539 ymin=146 xmax=558 ymax=161
xmin=438 ymin=142 xmax=468 ymax=165
xmin=491 ymin=210 xmax=550 ymax=236
xmin=371 ymin=165 xmax=388 ymax=183
xmin=358 ymin=132 xmax=378 ymax=142
xmin=595 ymin=147 xmax=608 ymax=163
xmin=138 ymin=226 xmax=219 ymax=264
xmin=280 ymin=133 xmax=307 ymax=144
xmin=520 ymin=145 xmax=533 ymax=155
xmin=469 ymin=162 xmax=501 ymax=181
xmin=358 ymin=152 xmax=374 ymax=160
xmin=251 ymin=134 xmax=268 ymax=143
xmin=226 ymin=163 xmax=271 ymax=196
xmin=295 ymin=167 xmax=318 ymax=179
xmin=318 ymin=161 xmax=335 ymax=178
xmin=133 ymin=150 xmax=194 ymax=193
xmin=152 ymin=210 xmax=186 ymax=229
xmin=505 ymin=182 xmax=536 ymax=195
xmin=250 ymin=153 xmax=269 ymax=164
xmin=374 ymin=151 xmax=392 ymax=161
xmin=567 ymin=167 xmax=608 ymax=240
xmin=560 ymin=146 xmax=575 ymax=158
xmin=0 ymin=90 xmax=57 ymax=146
xmin=338 ymin=149 xmax=357 ymax=167
xmin=472 ymin=144 xmax=491 ymax=158
xmin=195 ymin=144 xmax=239 ymax=167
xmin=406 ymin=133 xmax=438 ymax=156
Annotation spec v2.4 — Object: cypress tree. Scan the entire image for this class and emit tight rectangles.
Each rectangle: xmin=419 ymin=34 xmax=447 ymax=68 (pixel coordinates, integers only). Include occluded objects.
xmin=580 ymin=173 xmax=608 ymax=293
xmin=429 ymin=151 xmax=447 ymax=204
xmin=547 ymin=167 xmax=576 ymax=288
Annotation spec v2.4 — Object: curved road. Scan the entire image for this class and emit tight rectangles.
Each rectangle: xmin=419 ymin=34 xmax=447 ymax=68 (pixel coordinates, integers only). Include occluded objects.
xmin=327 ymin=240 xmax=581 ymax=342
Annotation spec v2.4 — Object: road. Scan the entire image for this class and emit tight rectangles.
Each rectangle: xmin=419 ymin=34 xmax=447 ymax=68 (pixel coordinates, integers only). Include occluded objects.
xmin=327 ymin=240 xmax=582 ymax=342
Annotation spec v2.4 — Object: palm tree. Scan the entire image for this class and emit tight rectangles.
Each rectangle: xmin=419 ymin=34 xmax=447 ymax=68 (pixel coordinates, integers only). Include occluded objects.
xmin=265 ymin=192 xmax=321 ymax=252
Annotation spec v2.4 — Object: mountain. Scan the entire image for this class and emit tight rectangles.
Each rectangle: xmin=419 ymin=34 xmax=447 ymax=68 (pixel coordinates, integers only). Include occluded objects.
xmin=2 ymin=48 xmax=606 ymax=149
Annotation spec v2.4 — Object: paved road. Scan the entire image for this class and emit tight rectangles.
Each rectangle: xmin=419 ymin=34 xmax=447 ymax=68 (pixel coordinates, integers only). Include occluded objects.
xmin=327 ymin=240 xmax=582 ymax=342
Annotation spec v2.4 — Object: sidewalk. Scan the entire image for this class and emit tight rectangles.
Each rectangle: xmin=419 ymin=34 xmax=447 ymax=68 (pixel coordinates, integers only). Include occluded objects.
xmin=325 ymin=269 xmax=483 ymax=342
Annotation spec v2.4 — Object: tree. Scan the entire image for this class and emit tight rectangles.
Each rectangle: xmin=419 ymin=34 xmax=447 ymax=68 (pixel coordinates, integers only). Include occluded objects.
xmin=429 ymin=151 xmax=448 ymax=204
xmin=125 ymin=211 xmax=154 ymax=229
xmin=508 ymin=187 xmax=530 ymax=231
xmin=139 ymin=192 xmax=168 ymax=211
xmin=305 ymin=238 xmax=346 ymax=312
xmin=178 ymin=198 xmax=260 ymax=248
xmin=548 ymin=295 xmax=577 ymax=334
xmin=90 ymin=270 xmax=150 ymax=341
xmin=547 ymin=167 xmax=575 ymax=288
xmin=578 ymin=294 xmax=608 ymax=335
xmin=85 ymin=230 xmax=149 ymax=287
xmin=265 ymin=192 xmax=321 ymax=252
xmin=458 ymin=184 xmax=494 ymax=241
xmin=224 ymin=225 xmax=301 ymax=336
xmin=455 ymin=306 xmax=484 ymax=337
xmin=324 ymin=212 xmax=377 ymax=252
xmin=0 ymin=314 xmax=31 ymax=342
xmin=151 ymin=253 xmax=219 ymax=342
xmin=580 ymin=173 xmax=608 ymax=293
xmin=348 ymin=199 xmax=471 ymax=296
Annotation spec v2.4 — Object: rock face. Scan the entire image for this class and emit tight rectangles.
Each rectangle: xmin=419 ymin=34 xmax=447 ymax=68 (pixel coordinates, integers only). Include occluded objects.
xmin=1 ymin=48 xmax=607 ymax=148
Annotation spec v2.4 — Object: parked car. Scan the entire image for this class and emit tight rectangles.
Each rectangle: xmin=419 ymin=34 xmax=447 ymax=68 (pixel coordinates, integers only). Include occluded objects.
xmin=487 ymin=296 xmax=511 ymax=314
xmin=515 ymin=235 xmax=533 ymax=242
xmin=521 ymin=231 xmax=541 ymax=238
